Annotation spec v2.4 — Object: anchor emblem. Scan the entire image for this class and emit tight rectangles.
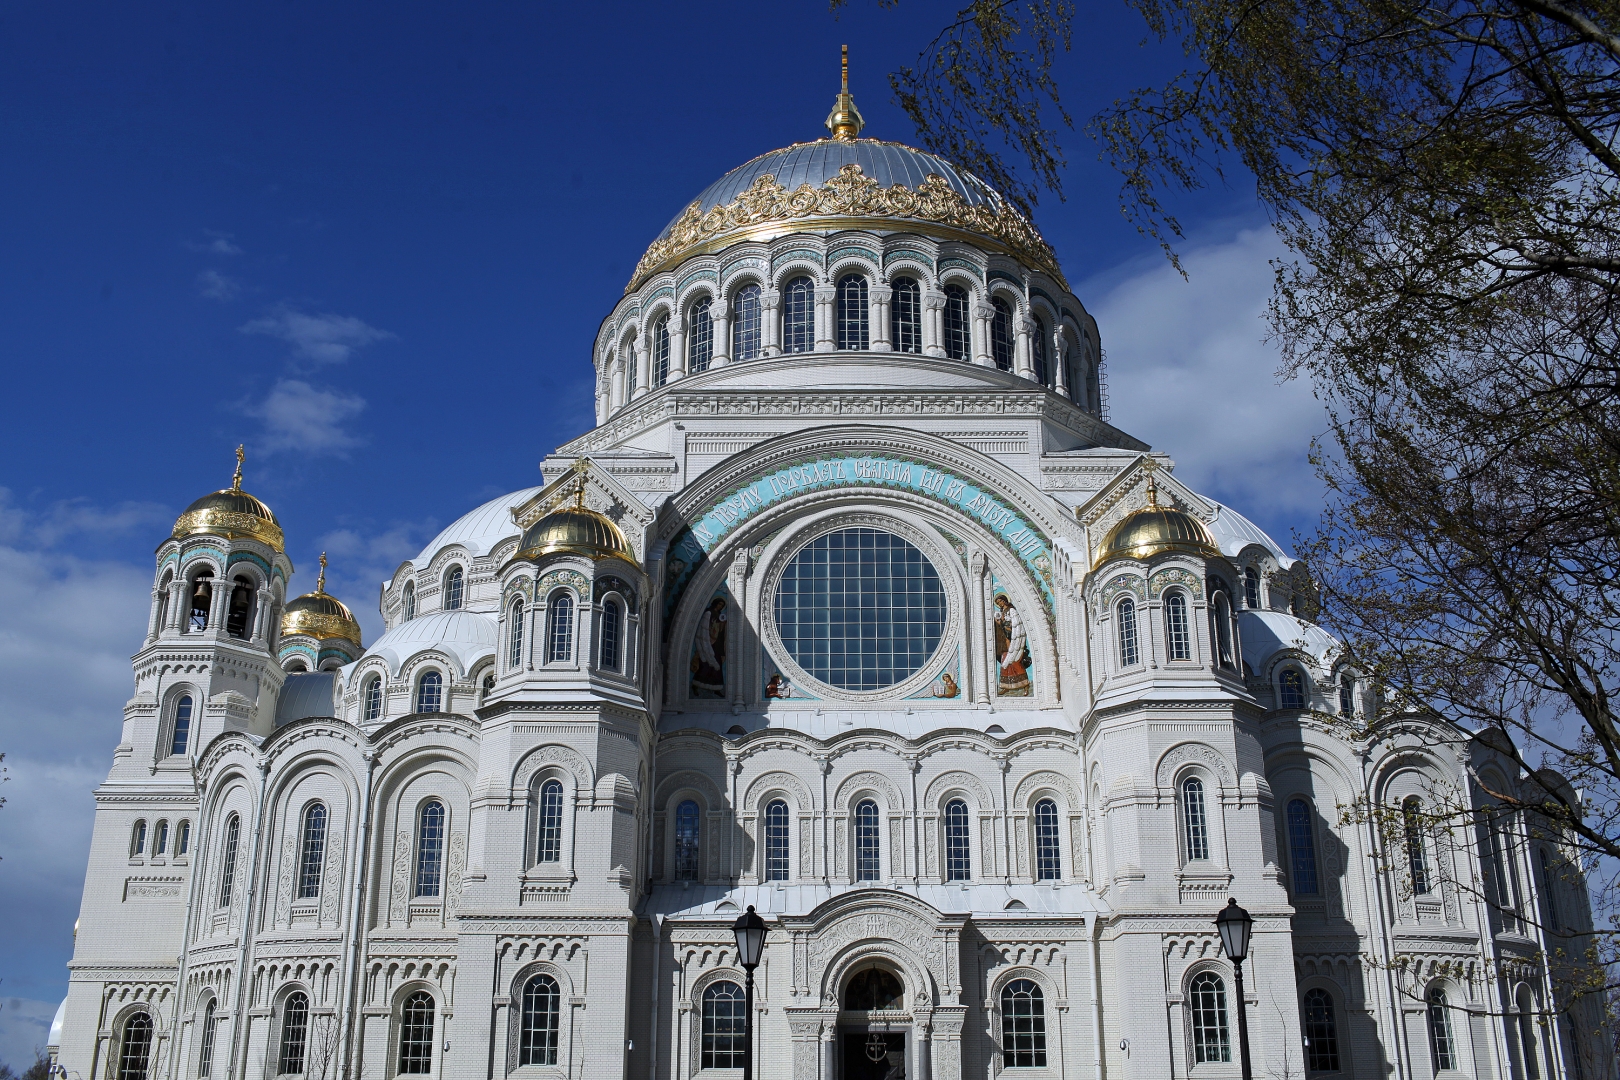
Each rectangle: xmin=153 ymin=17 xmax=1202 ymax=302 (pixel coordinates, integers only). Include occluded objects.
xmin=865 ymin=1033 xmax=887 ymax=1062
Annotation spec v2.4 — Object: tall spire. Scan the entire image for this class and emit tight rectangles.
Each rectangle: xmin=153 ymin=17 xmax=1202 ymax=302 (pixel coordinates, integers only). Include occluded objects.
xmin=231 ymin=444 xmax=245 ymax=492
xmin=825 ymin=45 xmax=865 ymax=141
xmin=317 ymin=551 xmax=328 ymax=593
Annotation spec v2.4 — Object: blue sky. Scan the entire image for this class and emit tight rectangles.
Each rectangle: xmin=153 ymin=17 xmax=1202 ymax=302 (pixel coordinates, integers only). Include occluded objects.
xmin=0 ymin=2 xmax=1322 ymax=1063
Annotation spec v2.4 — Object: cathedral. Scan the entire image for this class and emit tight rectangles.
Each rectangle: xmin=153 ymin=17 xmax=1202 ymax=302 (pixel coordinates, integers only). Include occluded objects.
xmin=52 ymin=58 xmax=1612 ymax=1080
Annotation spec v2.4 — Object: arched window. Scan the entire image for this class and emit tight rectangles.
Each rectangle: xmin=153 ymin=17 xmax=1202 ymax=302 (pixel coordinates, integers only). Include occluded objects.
xmin=1517 ymin=987 xmax=1542 ymax=1079
xmin=397 ymin=990 xmax=436 ymax=1075
xmin=1182 ymin=777 xmax=1210 ymax=861
xmin=1279 ymin=668 xmax=1306 ymax=709
xmin=545 ymin=591 xmax=574 ymax=663
xmin=1117 ymin=597 xmax=1140 ymax=667
xmin=170 ymin=695 xmax=193 ymax=756
xmin=854 ymin=799 xmax=881 ymax=881
xmin=1404 ymin=796 xmax=1433 ymax=895
xmin=218 ymin=813 xmax=241 ymax=908
xmin=991 ymin=297 xmax=1015 ymax=371
xmin=442 ymin=566 xmax=463 ymax=610
xmin=364 ymin=676 xmax=383 ymax=721
xmin=1243 ymin=567 xmax=1261 ymax=608
xmin=599 ymin=598 xmax=622 ymax=671
xmin=943 ymin=284 xmax=971 ymax=361
xmin=297 ymin=803 xmax=327 ymax=900
xmin=536 ymin=780 xmax=564 ymax=864
xmin=688 ymin=296 xmax=714 ymax=372
xmin=132 ymin=820 xmax=147 ymax=857
xmin=1301 ymin=988 xmax=1340 ymax=1072
xmin=402 ymin=581 xmax=416 ymax=621
xmin=1034 ymin=798 xmax=1062 ymax=880
xmin=156 ymin=574 xmax=173 ymax=634
xmin=782 ymin=276 xmax=814 ymax=353
xmin=1084 ymin=351 xmax=1101 ymax=409
xmin=674 ymin=799 xmax=701 ymax=881
xmin=1001 ymin=979 xmax=1048 ymax=1067
xmin=835 ymin=273 xmax=869 ymax=350
xmin=188 ymin=572 xmax=214 ymax=632
xmin=225 ymin=576 xmax=253 ymax=639
xmin=519 ymin=974 xmax=561 ymax=1066
xmin=845 ymin=968 xmax=904 ymax=1009
xmin=154 ymin=820 xmax=169 ymax=855
xmin=177 ymin=820 xmax=191 ymax=855
xmin=415 ymin=671 xmax=443 ymax=713
xmin=732 ymin=284 xmax=762 ymax=361
xmin=701 ymin=982 xmax=746 ymax=1069
xmin=278 ymin=992 xmax=309 ymax=1075
xmin=623 ymin=340 xmax=638 ymax=394
xmin=1165 ymin=591 xmax=1192 ymax=661
xmin=414 ymin=800 xmax=446 ymax=897
xmin=944 ymin=799 xmax=971 ymax=881
xmin=764 ymin=799 xmax=790 ymax=881
xmin=118 ymin=1012 xmax=154 ymax=1080
xmin=1539 ymin=849 xmax=1561 ymax=931
xmin=1189 ymin=972 xmax=1231 ymax=1063
xmin=198 ymin=998 xmax=219 ymax=1077
xmin=1287 ymin=798 xmax=1319 ymax=895
xmin=1339 ymin=675 xmax=1355 ymax=717
xmin=508 ymin=598 xmax=525 ymax=670
xmin=890 ymin=277 xmax=921 ymax=353
xmin=1030 ymin=319 xmax=1048 ymax=385
xmin=1212 ymin=593 xmax=1236 ymax=669
xmin=651 ymin=315 xmax=671 ymax=387
xmin=1427 ymin=987 xmax=1457 ymax=1072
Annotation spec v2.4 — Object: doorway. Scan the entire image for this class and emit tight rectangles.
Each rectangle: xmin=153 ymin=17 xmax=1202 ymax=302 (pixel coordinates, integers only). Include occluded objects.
xmin=842 ymin=1030 xmax=905 ymax=1080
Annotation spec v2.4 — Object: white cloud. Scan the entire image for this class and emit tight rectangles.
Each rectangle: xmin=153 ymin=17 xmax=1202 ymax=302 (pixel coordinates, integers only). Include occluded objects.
xmin=299 ymin=523 xmax=436 ymax=642
xmin=183 ymin=230 xmax=242 ymax=256
xmin=246 ymin=379 xmax=367 ymax=455
xmin=196 ymin=268 xmax=240 ymax=301
xmin=240 ymin=307 xmax=395 ymax=364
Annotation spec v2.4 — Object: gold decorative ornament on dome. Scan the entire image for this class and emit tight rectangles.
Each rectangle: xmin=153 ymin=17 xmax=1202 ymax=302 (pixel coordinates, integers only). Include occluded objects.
xmin=1093 ymin=464 xmax=1220 ymax=569
xmin=171 ymin=444 xmax=285 ymax=552
xmin=826 ymin=46 xmax=865 ymax=141
xmin=281 ymin=552 xmax=364 ymax=644
xmin=514 ymin=472 xmax=635 ymax=564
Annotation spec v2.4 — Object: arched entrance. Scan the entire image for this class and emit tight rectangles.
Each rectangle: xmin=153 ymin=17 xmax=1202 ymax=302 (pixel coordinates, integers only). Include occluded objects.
xmin=841 ymin=965 xmax=907 ymax=1080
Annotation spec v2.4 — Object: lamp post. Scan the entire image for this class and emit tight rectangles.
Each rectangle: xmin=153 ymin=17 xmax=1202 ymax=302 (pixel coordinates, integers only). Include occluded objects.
xmin=732 ymin=904 xmax=768 ymax=1080
xmin=1215 ymin=897 xmax=1255 ymax=1080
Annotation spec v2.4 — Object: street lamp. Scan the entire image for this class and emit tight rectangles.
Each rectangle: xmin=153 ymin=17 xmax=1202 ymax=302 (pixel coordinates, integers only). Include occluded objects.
xmin=1215 ymin=897 xmax=1255 ymax=1080
xmin=732 ymin=904 xmax=768 ymax=1080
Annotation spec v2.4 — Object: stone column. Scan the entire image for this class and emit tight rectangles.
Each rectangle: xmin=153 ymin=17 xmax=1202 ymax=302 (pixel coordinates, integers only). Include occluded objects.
xmin=815 ymin=284 xmax=837 ymax=351
xmin=252 ymin=587 xmax=273 ymax=644
xmin=923 ymin=290 xmax=945 ymax=358
xmin=972 ymin=302 xmax=994 ymax=367
xmin=610 ymin=357 xmax=626 ymax=410
xmin=168 ymin=578 xmax=188 ymax=632
xmin=969 ymin=553 xmax=990 ymax=705
xmin=710 ymin=297 xmax=731 ymax=368
xmin=668 ymin=313 xmax=688 ymax=381
xmin=1052 ymin=325 xmax=1071 ymax=398
xmin=634 ymin=333 xmax=651 ymax=398
xmin=762 ymin=288 xmax=782 ymax=357
xmin=870 ymin=285 xmax=893 ymax=351
xmin=1014 ymin=317 xmax=1035 ymax=379
xmin=147 ymin=587 xmax=164 ymax=642
xmin=207 ymin=574 xmax=229 ymax=632
xmin=820 ymin=1024 xmax=836 ymax=1080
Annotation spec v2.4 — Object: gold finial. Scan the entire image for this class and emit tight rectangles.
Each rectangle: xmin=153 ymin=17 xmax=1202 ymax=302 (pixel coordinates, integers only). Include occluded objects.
xmin=232 ymin=445 xmax=245 ymax=492
xmin=825 ymin=45 xmax=865 ymax=141
xmin=1142 ymin=457 xmax=1160 ymax=507
xmin=317 ymin=552 xmax=327 ymax=593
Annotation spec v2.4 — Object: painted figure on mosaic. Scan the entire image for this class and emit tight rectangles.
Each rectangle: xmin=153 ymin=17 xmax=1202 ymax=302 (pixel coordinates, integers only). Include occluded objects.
xmin=994 ymin=593 xmax=1031 ymax=695
xmin=690 ymin=594 xmax=728 ymax=698
xmin=764 ymin=671 xmax=793 ymax=699
xmin=931 ymin=671 xmax=960 ymax=698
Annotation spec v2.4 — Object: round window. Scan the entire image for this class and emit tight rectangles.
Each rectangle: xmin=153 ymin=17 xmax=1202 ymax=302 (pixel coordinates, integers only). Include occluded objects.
xmin=772 ymin=527 xmax=946 ymax=691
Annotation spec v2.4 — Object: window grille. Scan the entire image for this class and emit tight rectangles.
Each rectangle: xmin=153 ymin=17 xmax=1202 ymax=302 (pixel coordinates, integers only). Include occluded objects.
xmin=171 ymin=695 xmax=193 ymax=756
xmin=1001 ymin=980 xmax=1048 ymax=1067
xmin=944 ymin=799 xmax=971 ymax=881
xmin=1182 ymin=777 xmax=1210 ymax=861
xmin=890 ymin=277 xmax=921 ymax=353
xmin=991 ymin=298 xmax=1015 ymax=371
xmin=836 ymin=273 xmax=869 ymax=350
xmin=764 ymin=799 xmax=790 ymax=881
xmin=855 ymin=799 xmax=881 ymax=880
xmin=1189 ymin=972 xmax=1231 ymax=1063
xmin=397 ymin=991 xmax=435 ymax=1075
xmin=415 ymin=800 xmax=445 ymax=897
xmin=701 ymin=982 xmax=746 ymax=1069
xmin=537 ymin=780 xmax=564 ymax=863
xmin=943 ymin=285 xmax=971 ymax=360
xmin=1287 ymin=799 xmax=1319 ymax=894
xmin=546 ymin=592 xmax=574 ymax=663
xmin=1034 ymin=798 xmax=1062 ymax=880
xmin=674 ymin=800 xmax=701 ymax=880
xmin=1302 ymin=988 xmax=1340 ymax=1072
xmin=733 ymin=285 xmax=762 ymax=360
xmin=297 ymin=804 xmax=327 ymax=899
xmin=783 ymin=276 xmax=814 ymax=353
xmin=278 ymin=993 xmax=309 ymax=1075
xmin=520 ymin=975 xmax=561 ymax=1066
xmin=118 ymin=1013 xmax=154 ymax=1080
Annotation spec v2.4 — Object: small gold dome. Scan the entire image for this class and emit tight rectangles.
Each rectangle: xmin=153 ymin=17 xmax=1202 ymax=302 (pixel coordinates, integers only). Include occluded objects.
xmin=1095 ymin=478 xmax=1219 ymax=569
xmin=172 ymin=445 xmax=285 ymax=552
xmin=516 ymin=504 xmax=634 ymax=563
xmin=281 ymin=554 xmax=363 ymax=643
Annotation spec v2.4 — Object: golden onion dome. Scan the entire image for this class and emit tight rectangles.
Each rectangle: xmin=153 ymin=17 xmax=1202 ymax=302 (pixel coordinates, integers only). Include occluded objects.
xmin=280 ymin=553 xmax=363 ymax=644
xmin=515 ymin=483 xmax=634 ymax=564
xmin=172 ymin=445 xmax=284 ymax=552
xmin=1095 ymin=474 xmax=1219 ymax=569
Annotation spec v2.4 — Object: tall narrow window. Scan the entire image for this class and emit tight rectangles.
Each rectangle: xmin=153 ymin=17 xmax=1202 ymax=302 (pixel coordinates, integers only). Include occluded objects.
xmin=1490 ymin=815 xmax=1523 ymax=931
xmin=1539 ymin=849 xmax=1560 ymax=931
xmin=536 ymin=780 xmax=564 ymax=864
xmin=132 ymin=820 xmax=147 ymax=856
xmin=651 ymin=315 xmax=671 ymax=387
xmin=1182 ymin=777 xmax=1210 ymax=861
xmin=944 ymin=799 xmax=971 ymax=881
xmin=599 ymin=599 xmax=622 ymax=671
xmin=508 ymin=598 xmax=525 ymax=670
xmin=943 ymin=284 xmax=971 ymax=360
xmin=415 ymin=671 xmax=442 ymax=713
xmin=278 ymin=992 xmax=309 ymax=1075
xmin=624 ymin=340 xmax=638 ymax=393
xmin=1243 ymin=567 xmax=1261 ymax=608
xmin=1165 ymin=591 xmax=1192 ymax=660
xmin=1404 ymin=796 xmax=1432 ymax=895
xmin=701 ymin=982 xmax=746 ymax=1069
xmin=157 ymin=576 xmax=172 ymax=634
xmin=1117 ymin=597 xmax=1140 ymax=667
xmin=1084 ymin=352 xmax=1100 ymax=409
xmin=890 ymin=277 xmax=921 ymax=353
xmin=118 ymin=1013 xmax=153 ymax=1080
xmin=1190 ymin=972 xmax=1231 ymax=1063
xmin=297 ymin=803 xmax=327 ymax=900
xmin=415 ymin=800 xmax=445 ymax=898
xmin=1031 ymin=320 xmax=1048 ymax=384
xmin=443 ymin=566 xmax=463 ymax=610
xmin=991 ymin=297 xmax=1015 ymax=371
xmin=198 ymin=999 xmax=219 ymax=1078
xmin=1279 ymin=668 xmax=1306 ymax=709
xmin=1427 ymin=988 xmax=1457 ymax=1072
xmin=545 ymin=591 xmax=574 ymax=663
xmin=733 ymin=284 xmax=762 ymax=361
xmin=177 ymin=820 xmax=191 ymax=855
xmin=1212 ymin=594 xmax=1235 ymax=669
xmin=519 ymin=975 xmax=561 ymax=1066
xmin=1338 ymin=676 xmax=1355 ymax=717
xmin=1518 ymin=988 xmax=1542 ymax=1080
xmin=783 ymin=276 xmax=814 ymax=353
xmin=397 ymin=991 xmax=436 ymax=1075
xmin=688 ymin=296 xmax=714 ymax=372
xmin=764 ymin=799 xmax=790 ymax=881
xmin=171 ymin=695 xmax=193 ymax=756
xmin=225 ymin=577 xmax=253 ymax=639
xmin=218 ymin=813 xmax=241 ymax=908
xmin=1301 ymin=988 xmax=1340 ymax=1072
xmin=1001 ymin=980 xmax=1048 ymax=1067
xmin=1034 ymin=798 xmax=1062 ymax=880
xmin=835 ymin=273 xmax=869 ymax=350
xmin=855 ymin=799 xmax=881 ymax=881
xmin=188 ymin=573 xmax=213 ymax=632
xmin=674 ymin=799 xmax=701 ymax=880
xmin=364 ymin=676 xmax=383 ymax=721
xmin=154 ymin=820 xmax=169 ymax=855
xmin=1287 ymin=798 xmax=1319 ymax=895
xmin=402 ymin=581 xmax=416 ymax=621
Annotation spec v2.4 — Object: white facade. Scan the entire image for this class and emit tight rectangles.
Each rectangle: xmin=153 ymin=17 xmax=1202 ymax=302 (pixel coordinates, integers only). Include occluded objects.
xmin=54 ymin=105 xmax=1612 ymax=1080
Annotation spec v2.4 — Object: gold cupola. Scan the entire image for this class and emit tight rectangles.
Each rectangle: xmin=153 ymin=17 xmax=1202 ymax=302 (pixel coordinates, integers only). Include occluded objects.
xmin=281 ymin=553 xmax=363 ymax=644
xmin=1094 ymin=469 xmax=1220 ymax=569
xmin=514 ymin=477 xmax=635 ymax=564
xmin=172 ymin=445 xmax=285 ymax=552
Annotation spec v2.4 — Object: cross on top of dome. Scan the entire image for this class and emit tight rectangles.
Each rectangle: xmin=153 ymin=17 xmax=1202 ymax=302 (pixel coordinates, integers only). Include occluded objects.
xmin=826 ymin=45 xmax=865 ymax=141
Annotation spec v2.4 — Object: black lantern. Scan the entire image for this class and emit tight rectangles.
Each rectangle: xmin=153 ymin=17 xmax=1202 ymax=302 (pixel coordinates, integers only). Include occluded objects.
xmin=731 ymin=905 xmax=768 ymax=1080
xmin=1214 ymin=898 xmax=1255 ymax=1080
